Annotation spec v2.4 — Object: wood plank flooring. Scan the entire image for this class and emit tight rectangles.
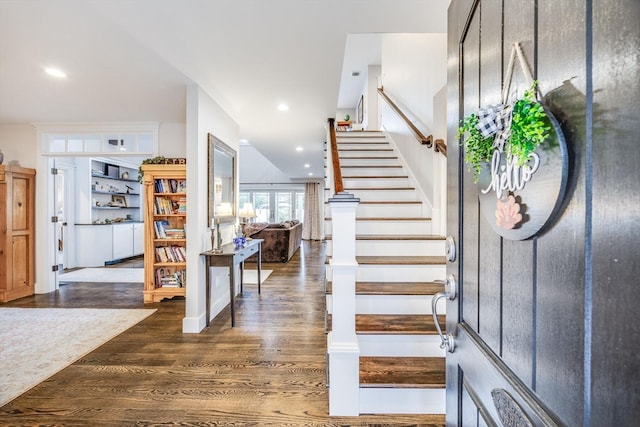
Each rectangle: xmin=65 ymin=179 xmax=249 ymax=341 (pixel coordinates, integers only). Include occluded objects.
xmin=0 ymin=241 xmax=444 ymax=426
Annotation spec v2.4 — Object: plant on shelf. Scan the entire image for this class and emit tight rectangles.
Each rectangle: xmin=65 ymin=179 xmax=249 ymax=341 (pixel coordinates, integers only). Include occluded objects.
xmin=138 ymin=156 xmax=166 ymax=183
xmin=343 ymin=114 xmax=350 ymax=122
xmin=457 ymin=81 xmax=550 ymax=183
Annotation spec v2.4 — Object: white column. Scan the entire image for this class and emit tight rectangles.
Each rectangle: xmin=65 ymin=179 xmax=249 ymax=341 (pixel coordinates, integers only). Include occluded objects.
xmin=327 ymin=192 xmax=360 ymax=416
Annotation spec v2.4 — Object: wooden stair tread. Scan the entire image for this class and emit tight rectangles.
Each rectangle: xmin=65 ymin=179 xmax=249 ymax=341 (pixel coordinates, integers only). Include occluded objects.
xmin=326 ymin=314 xmax=444 ymax=335
xmin=357 ymin=255 xmax=446 ymax=265
xmin=340 ymin=165 xmax=402 ymax=168
xmin=326 ymin=281 xmax=444 ymax=295
xmin=325 ymin=234 xmax=445 ymax=241
xmin=338 ymin=148 xmax=393 ymax=151
xmin=343 ymin=187 xmax=415 ymax=191
xmin=360 ymin=357 xmax=445 ymax=388
xmin=341 ymin=175 xmax=409 ymax=179
xmin=324 ymin=200 xmax=422 ymax=205
xmin=339 ymin=156 xmax=398 ymax=160
xmin=325 ymin=217 xmax=431 ymax=221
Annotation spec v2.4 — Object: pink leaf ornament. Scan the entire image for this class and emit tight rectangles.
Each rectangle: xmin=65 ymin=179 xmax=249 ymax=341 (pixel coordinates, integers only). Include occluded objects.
xmin=495 ymin=195 xmax=522 ymax=230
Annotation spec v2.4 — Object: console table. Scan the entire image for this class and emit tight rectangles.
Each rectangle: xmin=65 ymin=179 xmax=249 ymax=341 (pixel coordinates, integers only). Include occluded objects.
xmin=201 ymin=238 xmax=263 ymax=327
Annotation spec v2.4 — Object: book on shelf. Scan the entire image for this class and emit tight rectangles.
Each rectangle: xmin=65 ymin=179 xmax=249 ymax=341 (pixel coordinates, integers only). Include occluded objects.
xmin=153 ymin=220 xmax=170 ymax=238
xmin=155 ymin=267 xmax=186 ymax=288
xmin=154 ymin=178 xmax=187 ymax=194
xmin=164 ymin=228 xmax=185 ymax=239
xmin=154 ymin=245 xmax=186 ymax=263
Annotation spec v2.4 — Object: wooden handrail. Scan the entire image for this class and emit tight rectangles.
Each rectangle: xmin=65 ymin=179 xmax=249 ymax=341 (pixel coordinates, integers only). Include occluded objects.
xmin=377 ymin=87 xmax=447 ymax=157
xmin=327 ymin=118 xmax=344 ymax=194
xmin=434 ymin=139 xmax=447 ymax=156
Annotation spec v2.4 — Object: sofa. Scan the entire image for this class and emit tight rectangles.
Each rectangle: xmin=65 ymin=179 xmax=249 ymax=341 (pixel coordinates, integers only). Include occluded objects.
xmin=245 ymin=220 xmax=303 ymax=262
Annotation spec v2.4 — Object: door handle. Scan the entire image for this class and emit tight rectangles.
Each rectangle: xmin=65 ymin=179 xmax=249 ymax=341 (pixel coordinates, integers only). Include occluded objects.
xmin=432 ymin=274 xmax=457 ymax=353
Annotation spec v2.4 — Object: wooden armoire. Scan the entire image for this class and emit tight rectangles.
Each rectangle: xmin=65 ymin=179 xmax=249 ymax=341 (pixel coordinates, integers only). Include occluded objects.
xmin=0 ymin=165 xmax=36 ymax=302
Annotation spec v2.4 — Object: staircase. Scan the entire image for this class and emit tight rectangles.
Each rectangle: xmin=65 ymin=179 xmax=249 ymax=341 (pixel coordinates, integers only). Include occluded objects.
xmin=325 ymin=130 xmax=447 ymax=415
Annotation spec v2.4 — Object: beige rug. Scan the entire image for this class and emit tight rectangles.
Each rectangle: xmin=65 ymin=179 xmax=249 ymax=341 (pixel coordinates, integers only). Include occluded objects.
xmin=0 ymin=308 xmax=155 ymax=406
xmin=243 ymin=269 xmax=273 ymax=284
xmin=58 ymin=268 xmax=143 ymax=283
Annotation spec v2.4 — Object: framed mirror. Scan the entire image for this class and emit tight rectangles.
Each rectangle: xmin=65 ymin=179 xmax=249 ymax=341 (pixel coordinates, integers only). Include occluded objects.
xmin=208 ymin=133 xmax=236 ymax=224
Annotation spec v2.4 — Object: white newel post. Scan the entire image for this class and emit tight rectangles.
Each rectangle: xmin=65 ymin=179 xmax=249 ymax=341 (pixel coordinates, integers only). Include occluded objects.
xmin=327 ymin=192 xmax=360 ymax=416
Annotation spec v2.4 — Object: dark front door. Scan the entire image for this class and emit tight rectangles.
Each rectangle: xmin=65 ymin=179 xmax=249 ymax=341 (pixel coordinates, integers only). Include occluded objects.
xmin=446 ymin=1 xmax=640 ymax=426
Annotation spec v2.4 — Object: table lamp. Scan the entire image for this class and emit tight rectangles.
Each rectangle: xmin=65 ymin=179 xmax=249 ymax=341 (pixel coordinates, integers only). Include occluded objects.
xmin=239 ymin=202 xmax=257 ymax=237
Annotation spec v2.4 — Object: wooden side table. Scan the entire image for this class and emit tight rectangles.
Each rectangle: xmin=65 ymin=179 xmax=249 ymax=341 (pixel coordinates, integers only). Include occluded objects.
xmin=201 ymin=238 xmax=263 ymax=327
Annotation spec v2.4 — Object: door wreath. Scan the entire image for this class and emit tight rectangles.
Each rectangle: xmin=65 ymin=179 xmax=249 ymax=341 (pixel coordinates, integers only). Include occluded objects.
xmin=457 ymin=43 xmax=568 ymax=240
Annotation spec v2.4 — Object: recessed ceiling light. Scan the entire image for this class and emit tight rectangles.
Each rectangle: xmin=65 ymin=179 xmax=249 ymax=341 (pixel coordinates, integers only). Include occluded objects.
xmin=240 ymin=139 xmax=249 ymax=144
xmin=308 ymin=172 xmax=313 ymax=176
xmin=304 ymin=164 xmax=310 ymax=168
xmin=277 ymin=103 xmax=289 ymax=112
xmin=296 ymin=147 xmax=303 ymax=152
xmin=44 ymin=67 xmax=67 ymax=78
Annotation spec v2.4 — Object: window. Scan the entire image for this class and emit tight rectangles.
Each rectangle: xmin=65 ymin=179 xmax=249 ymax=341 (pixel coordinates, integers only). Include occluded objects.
xmin=239 ymin=190 xmax=305 ymax=224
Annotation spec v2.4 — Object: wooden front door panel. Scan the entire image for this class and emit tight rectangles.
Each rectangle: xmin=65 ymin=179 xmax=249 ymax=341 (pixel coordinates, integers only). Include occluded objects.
xmin=447 ymin=0 xmax=640 ymax=425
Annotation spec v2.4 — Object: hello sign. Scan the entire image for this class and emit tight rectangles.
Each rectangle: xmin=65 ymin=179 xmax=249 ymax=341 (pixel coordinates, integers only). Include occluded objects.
xmin=465 ymin=44 xmax=569 ymax=240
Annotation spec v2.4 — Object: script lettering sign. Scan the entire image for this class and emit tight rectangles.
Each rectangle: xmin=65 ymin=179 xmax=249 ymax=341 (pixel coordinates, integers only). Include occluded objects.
xmin=476 ymin=106 xmax=568 ymax=240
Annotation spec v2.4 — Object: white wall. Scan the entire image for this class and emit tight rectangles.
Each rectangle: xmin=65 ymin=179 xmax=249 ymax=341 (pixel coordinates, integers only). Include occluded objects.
xmin=183 ymin=84 xmax=239 ymax=334
xmin=158 ymin=122 xmax=186 ymax=156
xmin=239 ymin=144 xmax=293 ymax=185
xmin=0 ymin=124 xmax=37 ymax=168
xmin=379 ymin=33 xmax=447 ymax=222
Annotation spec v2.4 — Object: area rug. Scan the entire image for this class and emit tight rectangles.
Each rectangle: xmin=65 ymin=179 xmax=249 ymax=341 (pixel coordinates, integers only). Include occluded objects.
xmin=0 ymin=307 xmax=155 ymax=406
xmin=58 ymin=268 xmax=143 ymax=283
xmin=243 ymin=269 xmax=273 ymax=284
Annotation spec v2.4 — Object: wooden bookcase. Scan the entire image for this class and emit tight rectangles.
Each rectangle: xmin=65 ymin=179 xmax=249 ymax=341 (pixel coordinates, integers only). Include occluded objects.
xmin=0 ymin=165 xmax=36 ymax=302
xmin=141 ymin=164 xmax=187 ymax=303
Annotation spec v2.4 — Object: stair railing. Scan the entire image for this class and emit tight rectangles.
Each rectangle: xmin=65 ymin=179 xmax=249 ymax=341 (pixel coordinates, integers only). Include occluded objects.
xmin=327 ymin=118 xmax=344 ymax=194
xmin=377 ymin=87 xmax=447 ymax=156
xmin=325 ymin=117 xmax=361 ymax=416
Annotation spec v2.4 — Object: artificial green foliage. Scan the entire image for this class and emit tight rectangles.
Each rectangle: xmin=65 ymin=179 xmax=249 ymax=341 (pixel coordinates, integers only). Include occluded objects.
xmin=508 ymin=82 xmax=550 ymax=165
xmin=457 ymin=81 xmax=550 ymax=183
xmin=457 ymin=113 xmax=494 ymax=183
xmin=137 ymin=156 xmax=167 ymax=183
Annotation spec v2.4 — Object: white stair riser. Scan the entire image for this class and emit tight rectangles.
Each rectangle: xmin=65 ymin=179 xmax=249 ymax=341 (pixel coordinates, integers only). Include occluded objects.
xmin=324 ymin=203 xmax=425 ymax=218
xmin=340 ymin=168 xmax=406 ymax=177
xmin=348 ymin=189 xmax=418 ymax=202
xmin=339 ymin=151 xmax=395 ymax=158
xmin=326 ymin=294 xmax=446 ymax=315
xmin=359 ymin=388 xmax=446 ymax=415
xmin=339 ymin=158 xmax=400 ymax=167
xmin=337 ymin=143 xmax=391 ymax=150
xmin=336 ymin=134 xmax=385 ymax=141
xmin=327 ymin=239 xmax=445 ymax=257
xmin=358 ymin=335 xmax=446 ymax=357
xmin=324 ymin=220 xmax=433 ymax=235
xmin=356 ymin=203 xmax=424 ymax=217
xmin=343 ymin=177 xmax=411 ymax=188
xmin=325 ymin=265 xmax=445 ymax=282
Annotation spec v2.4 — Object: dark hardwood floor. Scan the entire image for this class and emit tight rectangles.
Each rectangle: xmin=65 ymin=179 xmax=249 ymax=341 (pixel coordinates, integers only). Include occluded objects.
xmin=0 ymin=241 xmax=445 ymax=426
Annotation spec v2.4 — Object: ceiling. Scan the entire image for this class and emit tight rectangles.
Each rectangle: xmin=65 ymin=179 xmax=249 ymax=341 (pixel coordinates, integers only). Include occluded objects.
xmin=0 ymin=0 xmax=448 ymax=178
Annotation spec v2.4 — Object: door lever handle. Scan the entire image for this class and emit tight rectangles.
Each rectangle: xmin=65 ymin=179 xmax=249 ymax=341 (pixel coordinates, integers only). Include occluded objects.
xmin=432 ymin=274 xmax=457 ymax=353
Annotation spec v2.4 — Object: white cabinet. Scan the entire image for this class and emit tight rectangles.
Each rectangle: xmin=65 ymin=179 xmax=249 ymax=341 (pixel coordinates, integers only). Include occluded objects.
xmin=112 ymin=223 xmax=135 ymax=260
xmin=76 ymin=225 xmax=113 ymax=267
xmin=76 ymin=223 xmax=144 ymax=267
xmin=133 ymin=223 xmax=144 ymax=254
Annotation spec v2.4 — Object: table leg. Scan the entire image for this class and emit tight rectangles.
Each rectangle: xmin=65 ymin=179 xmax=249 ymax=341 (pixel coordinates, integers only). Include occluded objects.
xmin=257 ymin=243 xmax=262 ymax=294
xmin=229 ymin=260 xmax=235 ymax=327
xmin=240 ymin=261 xmax=244 ymax=294
xmin=205 ymin=258 xmax=211 ymax=327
